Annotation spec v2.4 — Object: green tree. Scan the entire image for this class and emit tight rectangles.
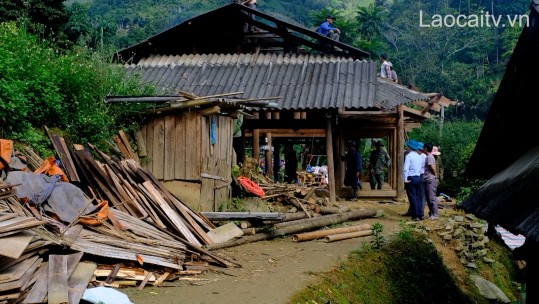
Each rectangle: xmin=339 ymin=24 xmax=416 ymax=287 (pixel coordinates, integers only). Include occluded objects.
xmin=0 ymin=0 xmax=68 ymax=39
xmin=0 ymin=23 xmax=154 ymax=149
xmin=354 ymin=3 xmax=387 ymax=56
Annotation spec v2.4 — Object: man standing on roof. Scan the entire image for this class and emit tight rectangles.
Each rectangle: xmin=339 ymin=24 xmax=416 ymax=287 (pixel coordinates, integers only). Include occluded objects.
xmin=317 ymin=15 xmax=341 ymax=41
xmin=242 ymin=0 xmax=257 ymax=9
xmin=241 ymin=0 xmax=257 ymax=32
xmin=380 ymin=53 xmax=392 ymax=79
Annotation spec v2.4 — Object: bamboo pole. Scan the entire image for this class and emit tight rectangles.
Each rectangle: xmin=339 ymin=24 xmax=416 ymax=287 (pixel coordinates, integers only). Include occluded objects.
xmin=325 ymin=230 xmax=373 ymax=242
xmin=292 ymin=224 xmax=371 ymax=242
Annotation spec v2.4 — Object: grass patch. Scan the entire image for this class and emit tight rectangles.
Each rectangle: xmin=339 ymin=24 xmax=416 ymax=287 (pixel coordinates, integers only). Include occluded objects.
xmin=288 ymin=233 xmax=481 ymax=304
xmin=476 ymin=237 xmax=523 ymax=302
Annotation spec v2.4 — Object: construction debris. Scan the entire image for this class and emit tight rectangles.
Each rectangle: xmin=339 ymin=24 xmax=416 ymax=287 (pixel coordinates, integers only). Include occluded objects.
xmin=0 ymin=134 xmax=239 ymax=303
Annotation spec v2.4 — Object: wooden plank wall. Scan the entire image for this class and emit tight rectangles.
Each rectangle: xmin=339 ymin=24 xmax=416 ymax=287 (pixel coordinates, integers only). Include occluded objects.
xmin=200 ymin=115 xmax=233 ymax=211
xmin=140 ymin=112 xmax=232 ymax=211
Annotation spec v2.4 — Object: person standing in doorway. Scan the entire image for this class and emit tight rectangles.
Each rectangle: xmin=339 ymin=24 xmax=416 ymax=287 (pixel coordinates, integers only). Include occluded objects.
xmin=232 ymin=115 xmax=245 ymax=165
xmin=369 ymin=140 xmax=391 ymax=190
xmin=342 ymin=141 xmax=362 ymax=201
xmin=284 ymin=144 xmax=298 ymax=184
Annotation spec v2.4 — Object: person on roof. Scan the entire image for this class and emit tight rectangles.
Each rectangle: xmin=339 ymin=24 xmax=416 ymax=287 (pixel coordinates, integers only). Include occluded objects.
xmin=317 ymin=15 xmax=341 ymax=41
xmin=241 ymin=0 xmax=258 ymax=32
xmin=386 ymin=61 xmax=398 ymax=83
xmin=380 ymin=53 xmax=392 ymax=79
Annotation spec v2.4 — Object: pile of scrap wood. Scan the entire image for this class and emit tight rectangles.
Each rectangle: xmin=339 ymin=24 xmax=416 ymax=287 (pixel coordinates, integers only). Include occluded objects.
xmin=0 ymin=134 xmax=243 ymax=303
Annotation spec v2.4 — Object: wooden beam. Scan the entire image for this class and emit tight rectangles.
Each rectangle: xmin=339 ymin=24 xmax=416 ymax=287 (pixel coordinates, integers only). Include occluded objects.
xmin=402 ymin=105 xmax=431 ymax=119
xmin=252 ymin=112 xmax=259 ymax=159
xmin=264 ymin=133 xmax=272 ymax=178
xmin=201 ymin=212 xmax=284 ymax=221
xmin=404 ymin=122 xmax=422 ymax=131
xmin=326 ymin=118 xmax=336 ymax=203
xmin=245 ymin=129 xmax=325 ymax=138
xmin=396 ymin=105 xmax=405 ymax=199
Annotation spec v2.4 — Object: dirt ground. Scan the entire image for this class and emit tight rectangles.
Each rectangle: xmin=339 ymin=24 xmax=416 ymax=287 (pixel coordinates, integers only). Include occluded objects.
xmin=123 ymin=199 xmax=449 ymax=304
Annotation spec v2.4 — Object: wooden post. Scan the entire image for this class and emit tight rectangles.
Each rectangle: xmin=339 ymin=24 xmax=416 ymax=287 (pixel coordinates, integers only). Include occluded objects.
xmin=326 ymin=117 xmax=336 ymax=203
xmin=265 ymin=133 xmax=272 ymax=178
xmin=273 ymin=140 xmax=281 ymax=181
xmin=337 ymin=127 xmax=345 ymax=194
xmin=396 ymin=105 xmax=405 ymax=198
xmin=253 ymin=112 xmax=259 ymax=160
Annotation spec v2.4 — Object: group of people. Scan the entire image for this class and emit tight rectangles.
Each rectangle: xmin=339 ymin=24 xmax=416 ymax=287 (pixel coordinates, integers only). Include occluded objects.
xmin=402 ymin=139 xmax=442 ymax=221
xmin=342 ymin=140 xmax=391 ymax=201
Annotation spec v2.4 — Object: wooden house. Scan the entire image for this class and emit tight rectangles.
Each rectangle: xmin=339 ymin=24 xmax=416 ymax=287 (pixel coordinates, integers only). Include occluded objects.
xmin=463 ymin=1 xmax=539 ymax=302
xmin=116 ymin=3 xmax=450 ymax=208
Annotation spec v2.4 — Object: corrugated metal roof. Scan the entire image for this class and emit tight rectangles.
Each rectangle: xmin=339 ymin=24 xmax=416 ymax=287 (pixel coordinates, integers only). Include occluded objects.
xmin=463 ymin=145 xmax=539 ymax=242
xmin=126 ymin=53 xmax=430 ymax=110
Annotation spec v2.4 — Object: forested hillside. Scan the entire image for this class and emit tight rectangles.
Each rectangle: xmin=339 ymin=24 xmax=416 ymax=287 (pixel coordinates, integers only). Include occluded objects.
xmin=60 ymin=0 xmax=527 ymax=119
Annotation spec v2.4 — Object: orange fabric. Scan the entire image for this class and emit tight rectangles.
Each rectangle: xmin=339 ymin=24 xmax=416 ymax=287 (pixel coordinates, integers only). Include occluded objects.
xmin=0 ymin=139 xmax=13 ymax=170
xmin=78 ymin=200 xmax=125 ymax=230
xmin=238 ymin=176 xmax=265 ymax=197
xmin=34 ymin=156 xmax=69 ymax=182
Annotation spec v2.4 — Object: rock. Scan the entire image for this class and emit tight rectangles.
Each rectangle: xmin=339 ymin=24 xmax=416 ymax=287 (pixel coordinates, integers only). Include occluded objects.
xmin=483 ymin=257 xmax=495 ymax=264
xmin=470 ymin=275 xmax=510 ymax=303
xmin=466 ymin=262 xmax=477 ymax=269
xmin=454 ymin=215 xmax=464 ymax=222
xmin=443 ymin=234 xmax=452 ymax=241
xmin=453 ymin=227 xmax=464 ymax=237
xmin=465 ymin=214 xmax=477 ymax=220
xmin=472 ymin=241 xmax=484 ymax=249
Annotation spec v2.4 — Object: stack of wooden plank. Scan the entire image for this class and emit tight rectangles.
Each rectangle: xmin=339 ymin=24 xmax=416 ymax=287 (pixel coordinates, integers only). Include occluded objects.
xmin=61 ymin=140 xmax=214 ymax=247
xmin=0 ymin=211 xmax=49 ymax=303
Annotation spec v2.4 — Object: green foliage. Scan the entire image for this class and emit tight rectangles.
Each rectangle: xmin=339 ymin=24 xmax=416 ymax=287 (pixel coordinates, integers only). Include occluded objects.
xmin=370 ymin=222 xmax=385 ymax=249
xmin=0 ymin=0 xmax=68 ymax=42
xmin=0 ymin=22 xmax=154 ymax=151
xmin=289 ymin=234 xmax=478 ymax=304
xmin=397 ymin=220 xmax=414 ymax=241
xmin=408 ymin=120 xmax=484 ymax=196
xmin=217 ymin=197 xmax=247 ymax=212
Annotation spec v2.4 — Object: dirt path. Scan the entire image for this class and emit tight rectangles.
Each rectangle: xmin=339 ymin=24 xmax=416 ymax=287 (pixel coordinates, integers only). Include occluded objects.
xmin=123 ymin=200 xmax=409 ymax=304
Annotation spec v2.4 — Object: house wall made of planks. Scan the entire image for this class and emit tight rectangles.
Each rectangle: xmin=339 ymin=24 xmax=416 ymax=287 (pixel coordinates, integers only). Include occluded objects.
xmin=140 ymin=112 xmax=233 ymax=212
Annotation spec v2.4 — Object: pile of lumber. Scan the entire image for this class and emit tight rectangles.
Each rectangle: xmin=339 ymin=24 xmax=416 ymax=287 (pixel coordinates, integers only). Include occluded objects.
xmin=67 ymin=142 xmax=214 ymax=247
xmin=0 ymin=210 xmax=49 ymax=303
xmin=0 ymin=130 xmax=249 ymax=302
xmin=204 ymin=208 xmax=380 ymax=250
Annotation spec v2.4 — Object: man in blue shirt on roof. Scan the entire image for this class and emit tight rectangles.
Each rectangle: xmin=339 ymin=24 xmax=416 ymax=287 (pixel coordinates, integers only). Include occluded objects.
xmin=317 ymin=15 xmax=341 ymax=41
